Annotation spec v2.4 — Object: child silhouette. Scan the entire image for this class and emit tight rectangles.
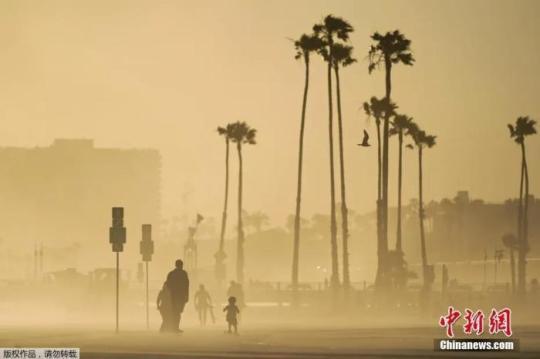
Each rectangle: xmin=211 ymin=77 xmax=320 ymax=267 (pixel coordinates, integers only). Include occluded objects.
xmin=223 ymin=296 xmax=240 ymax=334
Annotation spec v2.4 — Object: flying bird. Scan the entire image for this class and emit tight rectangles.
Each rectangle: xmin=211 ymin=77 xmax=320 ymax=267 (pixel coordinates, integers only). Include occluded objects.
xmin=358 ymin=130 xmax=370 ymax=147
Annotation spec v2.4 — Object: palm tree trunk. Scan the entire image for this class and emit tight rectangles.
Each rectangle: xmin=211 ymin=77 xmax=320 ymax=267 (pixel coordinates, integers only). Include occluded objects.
xmin=327 ymin=55 xmax=340 ymax=290
xmin=219 ymin=139 xmax=230 ymax=252
xmin=385 ymin=58 xmax=392 ymax=99
xmin=292 ymin=56 xmax=310 ymax=291
xmin=376 ymin=121 xmax=382 ymax=200
xmin=236 ymin=142 xmax=245 ymax=284
xmin=518 ymin=141 xmax=529 ymax=294
xmin=215 ymin=138 xmax=230 ymax=285
xmin=380 ymin=59 xmax=392 ymax=287
xmin=516 ymin=156 xmax=524 ymax=291
xmin=334 ymin=64 xmax=350 ymax=289
xmin=396 ymin=131 xmax=403 ymax=252
xmin=375 ymin=119 xmax=383 ymax=285
xmin=418 ymin=147 xmax=428 ymax=290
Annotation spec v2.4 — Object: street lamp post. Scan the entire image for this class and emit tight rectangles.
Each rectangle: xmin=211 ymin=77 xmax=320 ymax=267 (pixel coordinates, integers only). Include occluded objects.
xmin=109 ymin=207 xmax=126 ymax=333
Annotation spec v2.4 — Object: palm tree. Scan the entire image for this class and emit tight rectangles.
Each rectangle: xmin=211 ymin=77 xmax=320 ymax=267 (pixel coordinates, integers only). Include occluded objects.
xmin=362 ymin=97 xmax=397 ymax=285
xmin=243 ymin=210 xmax=269 ymax=233
xmin=215 ymin=124 xmax=234 ymax=285
xmin=291 ymin=33 xmax=323 ymax=292
xmin=368 ymin=30 xmax=414 ymax=288
xmin=502 ymin=233 xmax=519 ymax=294
xmin=229 ymin=121 xmax=257 ymax=284
xmin=390 ymin=114 xmax=414 ymax=254
xmin=508 ymin=116 xmax=537 ymax=295
xmin=410 ymin=122 xmax=436 ymax=291
xmin=332 ymin=42 xmax=356 ymax=289
xmin=313 ymin=15 xmax=354 ymax=289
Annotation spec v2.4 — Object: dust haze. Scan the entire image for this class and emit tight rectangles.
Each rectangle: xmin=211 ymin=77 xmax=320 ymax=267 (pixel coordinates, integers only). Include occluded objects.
xmin=0 ymin=0 xmax=539 ymax=358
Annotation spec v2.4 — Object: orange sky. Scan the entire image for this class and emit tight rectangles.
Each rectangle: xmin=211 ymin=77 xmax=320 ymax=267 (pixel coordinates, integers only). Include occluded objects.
xmin=1 ymin=0 xmax=539 ymax=227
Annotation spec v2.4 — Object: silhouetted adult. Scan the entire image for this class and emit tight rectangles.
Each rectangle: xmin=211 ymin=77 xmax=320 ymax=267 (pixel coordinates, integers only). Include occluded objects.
xmin=166 ymin=259 xmax=190 ymax=332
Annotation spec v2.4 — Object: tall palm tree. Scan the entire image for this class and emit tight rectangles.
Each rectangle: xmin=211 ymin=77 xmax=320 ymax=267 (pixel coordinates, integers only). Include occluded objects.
xmin=332 ymin=42 xmax=356 ymax=289
xmin=229 ymin=121 xmax=257 ymax=284
xmin=215 ymin=124 xmax=234 ymax=286
xmin=313 ymin=15 xmax=353 ymax=290
xmin=291 ymin=33 xmax=323 ymax=292
xmin=508 ymin=116 xmax=537 ymax=295
xmin=410 ymin=123 xmax=436 ymax=291
xmin=362 ymin=97 xmax=396 ymax=285
xmin=368 ymin=30 xmax=414 ymax=288
xmin=390 ymin=114 xmax=414 ymax=253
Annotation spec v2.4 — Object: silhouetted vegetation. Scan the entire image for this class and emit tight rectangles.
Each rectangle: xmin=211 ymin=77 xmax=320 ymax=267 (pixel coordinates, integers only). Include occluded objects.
xmin=215 ymin=124 xmax=234 ymax=286
xmin=291 ymin=33 xmax=323 ymax=294
xmin=508 ymin=116 xmax=537 ymax=295
xmin=313 ymin=15 xmax=355 ymax=290
xmin=368 ymin=30 xmax=414 ymax=290
xmin=228 ymin=122 xmax=257 ymax=284
xmin=409 ymin=122 xmax=436 ymax=292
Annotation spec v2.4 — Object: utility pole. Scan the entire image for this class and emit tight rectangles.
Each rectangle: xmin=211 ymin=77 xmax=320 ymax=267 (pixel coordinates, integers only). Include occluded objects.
xmin=140 ymin=224 xmax=154 ymax=330
xmin=109 ymin=207 xmax=126 ymax=333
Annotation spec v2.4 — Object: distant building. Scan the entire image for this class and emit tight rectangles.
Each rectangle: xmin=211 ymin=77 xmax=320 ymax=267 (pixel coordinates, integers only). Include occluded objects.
xmin=0 ymin=139 xmax=161 ymax=269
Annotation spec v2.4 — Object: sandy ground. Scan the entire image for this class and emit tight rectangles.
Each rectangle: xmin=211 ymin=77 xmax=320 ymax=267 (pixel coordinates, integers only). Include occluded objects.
xmin=0 ymin=325 xmax=539 ymax=358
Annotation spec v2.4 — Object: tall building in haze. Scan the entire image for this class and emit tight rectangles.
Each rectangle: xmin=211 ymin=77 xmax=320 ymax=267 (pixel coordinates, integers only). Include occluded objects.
xmin=0 ymin=139 xmax=161 ymax=272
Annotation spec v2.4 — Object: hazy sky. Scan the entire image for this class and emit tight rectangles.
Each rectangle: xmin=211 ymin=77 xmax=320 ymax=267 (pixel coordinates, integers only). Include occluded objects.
xmin=1 ymin=0 xmax=539 ymax=226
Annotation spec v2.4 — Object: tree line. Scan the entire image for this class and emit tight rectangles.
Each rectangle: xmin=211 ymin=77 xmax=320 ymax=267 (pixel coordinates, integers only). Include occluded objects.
xmin=211 ymin=15 xmax=537 ymax=299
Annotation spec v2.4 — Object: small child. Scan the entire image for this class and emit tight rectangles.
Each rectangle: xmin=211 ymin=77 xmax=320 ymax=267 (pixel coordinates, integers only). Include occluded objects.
xmin=223 ymin=296 xmax=240 ymax=334
xmin=157 ymin=281 xmax=172 ymax=333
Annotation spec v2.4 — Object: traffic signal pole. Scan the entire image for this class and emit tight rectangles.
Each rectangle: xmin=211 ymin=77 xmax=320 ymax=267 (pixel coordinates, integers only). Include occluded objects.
xmin=140 ymin=224 xmax=154 ymax=331
xmin=116 ymin=252 xmax=119 ymax=333
xmin=146 ymin=261 xmax=149 ymax=330
xmin=110 ymin=207 xmax=126 ymax=334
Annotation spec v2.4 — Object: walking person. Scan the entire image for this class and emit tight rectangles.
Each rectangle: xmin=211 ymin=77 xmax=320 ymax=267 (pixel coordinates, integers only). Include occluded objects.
xmin=194 ymin=284 xmax=213 ymax=326
xmin=223 ymin=296 xmax=240 ymax=334
xmin=166 ymin=259 xmax=190 ymax=333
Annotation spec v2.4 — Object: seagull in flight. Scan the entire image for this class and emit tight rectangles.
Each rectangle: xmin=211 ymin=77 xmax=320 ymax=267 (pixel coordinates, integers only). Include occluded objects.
xmin=358 ymin=130 xmax=370 ymax=147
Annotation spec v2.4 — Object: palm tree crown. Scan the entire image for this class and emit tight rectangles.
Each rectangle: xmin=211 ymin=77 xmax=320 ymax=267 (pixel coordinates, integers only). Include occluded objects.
xmin=331 ymin=43 xmax=356 ymax=68
xmin=313 ymin=15 xmax=354 ymax=42
xmin=313 ymin=15 xmax=354 ymax=62
xmin=217 ymin=123 xmax=234 ymax=139
xmin=390 ymin=114 xmax=414 ymax=136
xmin=368 ymin=30 xmax=415 ymax=73
xmin=410 ymin=123 xmax=436 ymax=149
xmin=229 ymin=122 xmax=257 ymax=145
xmin=363 ymin=97 xmax=397 ymax=123
xmin=294 ymin=34 xmax=324 ymax=63
xmin=508 ymin=116 xmax=537 ymax=144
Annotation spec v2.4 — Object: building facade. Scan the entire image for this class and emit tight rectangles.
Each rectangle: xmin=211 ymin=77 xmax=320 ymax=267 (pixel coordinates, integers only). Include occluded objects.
xmin=0 ymin=139 xmax=161 ymax=273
